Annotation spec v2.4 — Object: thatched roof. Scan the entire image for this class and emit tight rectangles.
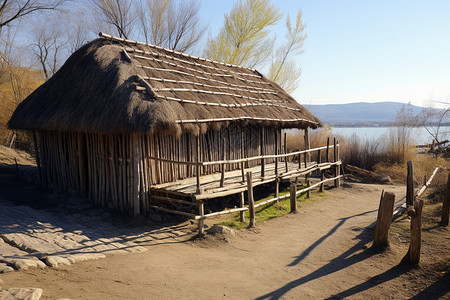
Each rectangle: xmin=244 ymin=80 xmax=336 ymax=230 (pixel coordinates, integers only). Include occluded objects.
xmin=9 ymin=33 xmax=322 ymax=135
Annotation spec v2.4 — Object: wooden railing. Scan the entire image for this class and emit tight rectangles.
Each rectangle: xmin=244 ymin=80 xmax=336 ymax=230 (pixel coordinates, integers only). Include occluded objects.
xmin=149 ymin=138 xmax=341 ymax=195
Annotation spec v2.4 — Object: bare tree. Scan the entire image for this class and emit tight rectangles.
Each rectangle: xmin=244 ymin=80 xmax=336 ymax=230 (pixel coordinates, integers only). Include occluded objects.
xmin=90 ymin=0 xmax=135 ymax=39
xmin=30 ymin=16 xmax=68 ymax=79
xmin=137 ymin=0 xmax=206 ymax=52
xmin=419 ymin=101 xmax=450 ymax=148
xmin=0 ymin=0 xmax=68 ymax=30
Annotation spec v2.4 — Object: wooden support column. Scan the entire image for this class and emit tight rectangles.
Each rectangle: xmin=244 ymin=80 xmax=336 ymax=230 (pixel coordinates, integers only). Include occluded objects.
xmin=32 ymin=131 xmax=42 ymax=188
xmin=196 ymin=135 xmax=201 ymax=194
xmin=240 ymin=161 xmax=245 ymax=182
xmin=275 ymin=130 xmax=279 ymax=199
xmin=307 ymin=179 xmax=311 ymax=198
xmin=334 ymin=138 xmax=340 ymax=188
xmin=402 ymin=199 xmax=424 ymax=265
xmin=335 ymin=140 xmax=341 ymax=187
xmin=284 ymin=132 xmax=288 ymax=172
xmin=198 ymin=201 xmax=205 ymax=236
xmin=220 ymin=136 xmax=225 ymax=187
xmin=304 ymin=128 xmax=310 ymax=164
xmin=247 ymin=172 xmax=255 ymax=228
xmin=239 ymin=192 xmax=245 ymax=223
xmin=320 ymin=171 xmax=324 ymax=192
xmin=373 ymin=191 xmax=395 ymax=248
xmin=260 ymin=127 xmax=265 ymax=178
xmin=406 ymin=161 xmax=414 ymax=207
xmin=326 ymin=137 xmax=330 ymax=162
xmin=132 ymin=133 xmax=141 ymax=216
xmin=441 ymin=172 xmax=450 ymax=226
xmin=290 ymin=180 xmax=297 ymax=213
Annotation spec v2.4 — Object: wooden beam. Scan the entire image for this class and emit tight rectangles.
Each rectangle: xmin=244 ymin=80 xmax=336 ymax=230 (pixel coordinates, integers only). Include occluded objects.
xmin=239 ymin=192 xmax=246 ymax=222
xmin=406 ymin=161 xmax=414 ymax=207
xmin=290 ymin=180 xmax=297 ymax=213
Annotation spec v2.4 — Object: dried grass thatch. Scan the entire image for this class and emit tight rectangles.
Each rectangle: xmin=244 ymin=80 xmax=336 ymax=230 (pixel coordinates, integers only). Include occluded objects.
xmin=8 ymin=33 xmax=321 ymax=135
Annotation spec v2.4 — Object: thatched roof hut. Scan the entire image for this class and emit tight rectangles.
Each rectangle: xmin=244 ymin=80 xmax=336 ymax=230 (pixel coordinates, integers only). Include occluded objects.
xmin=8 ymin=33 xmax=326 ymax=222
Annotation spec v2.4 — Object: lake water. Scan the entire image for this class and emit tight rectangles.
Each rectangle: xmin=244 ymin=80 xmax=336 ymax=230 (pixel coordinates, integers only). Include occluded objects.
xmin=325 ymin=126 xmax=450 ymax=145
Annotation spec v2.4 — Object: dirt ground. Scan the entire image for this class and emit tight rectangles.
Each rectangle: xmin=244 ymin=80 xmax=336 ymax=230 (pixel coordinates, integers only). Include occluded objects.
xmin=1 ymin=179 xmax=449 ymax=299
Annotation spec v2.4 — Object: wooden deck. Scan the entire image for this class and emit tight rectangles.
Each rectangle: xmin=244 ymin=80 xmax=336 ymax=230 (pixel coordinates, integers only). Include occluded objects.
xmin=150 ymin=160 xmax=340 ymax=201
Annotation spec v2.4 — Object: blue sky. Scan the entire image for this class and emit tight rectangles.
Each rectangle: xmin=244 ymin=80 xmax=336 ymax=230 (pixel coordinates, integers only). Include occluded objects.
xmin=200 ymin=0 xmax=450 ymax=108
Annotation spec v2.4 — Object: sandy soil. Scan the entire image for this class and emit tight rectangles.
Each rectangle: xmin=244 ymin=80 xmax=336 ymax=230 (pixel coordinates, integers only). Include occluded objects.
xmin=1 ymin=181 xmax=448 ymax=300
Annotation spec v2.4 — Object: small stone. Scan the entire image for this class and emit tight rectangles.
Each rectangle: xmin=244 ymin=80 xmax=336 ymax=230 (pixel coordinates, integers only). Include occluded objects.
xmin=206 ymin=224 xmax=235 ymax=236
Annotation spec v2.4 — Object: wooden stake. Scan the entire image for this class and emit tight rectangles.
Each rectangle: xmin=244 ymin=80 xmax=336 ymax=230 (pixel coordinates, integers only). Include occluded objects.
xmin=307 ymin=179 xmax=311 ymax=198
xmin=247 ymin=172 xmax=255 ymax=228
xmin=441 ymin=172 xmax=450 ymax=226
xmin=198 ymin=201 xmax=205 ymax=236
xmin=260 ymin=127 xmax=265 ymax=177
xmin=406 ymin=161 xmax=414 ymax=207
xmin=220 ymin=136 xmax=225 ymax=187
xmin=373 ymin=191 xmax=395 ymax=248
xmin=402 ymin=199 xmax=424 ymax=265
xmin=326 ymin=137 xmax=330 ymax=162
xmin=239 ymin=192 xmax=245 ymax=222
xmin=284 ymin=132 xmax=288 ymax=172
xmin=290 ymin=180 xmax=297 ymax=213
xmin=196 ymin=135 xmax=201 ymax=194
xmin=319 ymin=171 xmax=324 ymax=192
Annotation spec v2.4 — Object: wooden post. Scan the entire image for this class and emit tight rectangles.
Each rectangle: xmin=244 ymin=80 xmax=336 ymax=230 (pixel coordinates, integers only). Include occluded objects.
xmin=406 ymin=161 xmax=414 ymax=207
xmin=336 ymin=140 xmax=341 ymax=187
xmin=373 ymin=191 xmax=396 ymax=248
xmin=196 ymin=135 xmax=201 ymax=194
xmin=240 ymin=161 xmax=245 ymax=182
xmin=441 ymin=172 xmax=450 ymax=226
xmin=260 ymin=127 xmax=265 ymax=178
xmin=307 ymin=179 xmax=311 ymax=198
xmin=198 ymin=202 xmax=205 ymax=236
xmin=334 ymin=139 xmax=340 ymax=188
xmin=290 ymin=180 xmax=297 ymax=213
xmin=132 ymin=134 xmax=140 ymax=216
xmin=247 ymin=172 xmax=255 ymax=228
xmin=402 ymin=199 xmax=424 ymax=264
xmin=319 ymin=171 xmax=324 ymax=192
xmin=284 ymin=132 xmax=288 ymax=172
xmin=32 ymin=131 xmax=42 ymax=188
xmin=326 ymin=137 xmax=330 ymax=162
xmin=304 ymin=128 xmax=310 ymax=164
xmin=317 ymin=149 xmax=321 ymax=164
xmin=220 ymin=136 xmax=225 ymax=187
xmin=275 ymin=130 xmax=279 ymax=200
xmin=239 ymin=192 xmax=245 ymax=223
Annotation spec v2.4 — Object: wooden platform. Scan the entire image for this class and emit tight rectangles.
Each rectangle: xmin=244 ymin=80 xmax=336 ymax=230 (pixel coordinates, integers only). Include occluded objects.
xmin=150 ymin=160 xmax=340 ymax=201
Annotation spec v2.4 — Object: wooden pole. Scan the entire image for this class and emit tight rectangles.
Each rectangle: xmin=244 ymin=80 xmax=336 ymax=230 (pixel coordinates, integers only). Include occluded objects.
xmin=32 ymin=131 xmax=42 ymax=188
xmin=198 ymin=201 xmax=205 ymax=236
xmin=284 ymin=132 xmax=288 ymax=172
xmin=406 ymin=161 xmax=414 ymax=207
xmin=290 ymin=180 xmax=297 ymax=213
xmin=307 ymin=179 xmax=311 ymax=198
xmin=304 ymin=128 xmax=310 ymax=164
xmin=220 ymin=136 xmax=225 ymax=187
xmin=275 ymin=130 xmax=279 ymax=200
xmin=440 ymin=172 xmax=450 ymax=226
xmin=132 ymin=134 xmax=140 ymax=216
xmin=326 ymin=137 xmax=330 ymax=162
xmin=402 ymin=199 xmax=424 ymax=264
xmin=373 ymin=191 xmax=396 ymax=248
xmin=240 ymin=161 xmax=245 ymax=182
xmin=319 ymin=171 xmax=324 ymax=192
xmin=239 ymin=192 xmax=245 ymax=223
xmin=260 ymin=127 xmax=265 ymax=178
xmin=196 ymin=135 xmax=201 ymax=194
xmin=247 ymin=172 xmax=255 ymax=228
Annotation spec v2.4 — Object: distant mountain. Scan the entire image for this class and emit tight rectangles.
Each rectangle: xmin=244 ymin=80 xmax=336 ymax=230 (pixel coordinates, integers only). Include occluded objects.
xmin=304 ymin=102 xmax=425 ymax=126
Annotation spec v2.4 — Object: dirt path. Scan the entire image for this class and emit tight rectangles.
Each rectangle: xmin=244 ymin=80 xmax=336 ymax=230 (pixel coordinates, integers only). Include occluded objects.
xmin=3 ymin=182 xmax=448 ymax=299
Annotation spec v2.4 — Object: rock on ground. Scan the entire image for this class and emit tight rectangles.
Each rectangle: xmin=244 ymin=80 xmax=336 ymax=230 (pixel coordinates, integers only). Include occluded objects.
xmin=0 ymin=288 xmax=42 ymax=300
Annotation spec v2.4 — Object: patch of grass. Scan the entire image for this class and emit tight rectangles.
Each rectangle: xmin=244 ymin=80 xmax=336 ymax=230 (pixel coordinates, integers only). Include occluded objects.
xmin=219 ymin=185 xmax=327 ymax=229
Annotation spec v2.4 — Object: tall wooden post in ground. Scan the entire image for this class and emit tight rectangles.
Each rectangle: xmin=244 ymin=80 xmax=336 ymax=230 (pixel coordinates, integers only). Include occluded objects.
xmin=246 ymin=172 xmax=255 ymax=228
xmin=304 ymin=128 xmax=310 ymax=184
xmin=373 ymin=191 xmax=396 ymax=248
xmin=198 ymin=202 xmax=205 ymax=236
xmin=406 ymin=161 xmax=414 ymax=207
xmin=132 ymin=133 xmax=141 ymax=216
xmin=441 ymin=172 xmax=450 ymax=226
xmin=402 ymin=199 xmax=424 ymax=264
xmin=290 ymin=180 xmax=297 ymax=212
xmin=239 ymin=192 xmax=245 ymax=223
xmin=274 ymin=130 xmax=279 ymax=199
xmin=334 ymin=139 xmax=340 ymax=188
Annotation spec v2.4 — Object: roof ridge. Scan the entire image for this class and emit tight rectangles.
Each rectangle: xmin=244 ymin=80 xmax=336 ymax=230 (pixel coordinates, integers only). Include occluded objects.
xmin=99 ymin=32 xmax=258 ymax=73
